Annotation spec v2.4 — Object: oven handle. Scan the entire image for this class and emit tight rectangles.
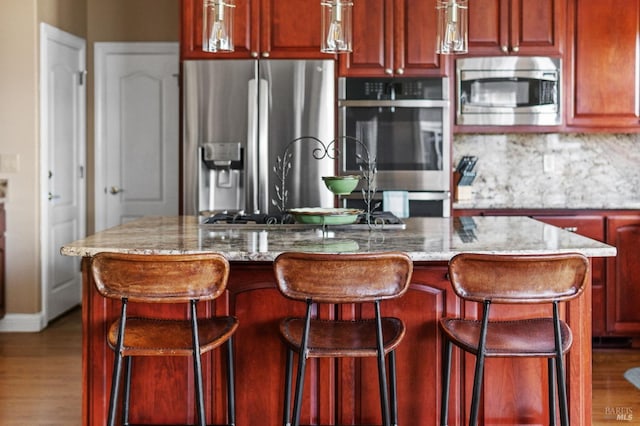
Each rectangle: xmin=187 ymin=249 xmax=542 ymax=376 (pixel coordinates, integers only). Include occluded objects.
xmin=338 ymin=99 xmax=450 ymax=108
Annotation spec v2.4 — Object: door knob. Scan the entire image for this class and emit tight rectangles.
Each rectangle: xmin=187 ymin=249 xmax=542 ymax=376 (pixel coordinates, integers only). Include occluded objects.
xmin=48 ymin=192 xmax=61 ymax=201
xmin=109 ymin=186 xmax=124 ymax=195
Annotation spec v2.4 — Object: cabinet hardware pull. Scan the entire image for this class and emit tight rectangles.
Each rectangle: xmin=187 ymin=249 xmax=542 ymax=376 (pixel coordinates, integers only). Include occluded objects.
xmin=512 ymin=45 xmax=520 ymax=53
xmin=563 ymin=227 xmax=578 ymax=232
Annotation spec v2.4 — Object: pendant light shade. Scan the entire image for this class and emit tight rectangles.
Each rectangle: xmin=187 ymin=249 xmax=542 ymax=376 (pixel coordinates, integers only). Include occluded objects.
xmin=203 ymin=0 xmax=236 ymax=52
xmin=321 ymin=0 xmax=353 ymax=53
xmin=436 ymin=0 xmax=468 ymax=54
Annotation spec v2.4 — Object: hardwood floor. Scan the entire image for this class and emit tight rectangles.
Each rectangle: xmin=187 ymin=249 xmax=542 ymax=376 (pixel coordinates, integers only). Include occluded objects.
xmin=0 ymin=307 xmax=81 ymax=425
xmin=593 ymin=348 xmax=640 ymax=425
xmin=0 ymin=307 xmax=639 ymax=425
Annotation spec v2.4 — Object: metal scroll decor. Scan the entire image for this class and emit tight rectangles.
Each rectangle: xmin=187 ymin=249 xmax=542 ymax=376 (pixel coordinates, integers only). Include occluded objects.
xmin=272 ymin=136 xmax=379 ymax=226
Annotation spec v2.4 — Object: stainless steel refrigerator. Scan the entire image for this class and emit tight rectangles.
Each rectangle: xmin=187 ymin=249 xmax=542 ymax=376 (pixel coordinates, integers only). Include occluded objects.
xmin=182 ymin=60 xmax=335 ymax=216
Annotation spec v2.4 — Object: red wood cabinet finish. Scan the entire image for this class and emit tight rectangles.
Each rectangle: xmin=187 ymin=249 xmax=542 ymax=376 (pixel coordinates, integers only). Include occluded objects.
xmin=606 ymin=215 xmax=640 ymax=335
xmin=181 ymin=0 xmax=329 ymax=60
xmin=566 ymin=0 xmax=640 ymax=129
xmin=81 ymin=258 xmax=591 ymax=425
xmin=0 ymin=204 xmax=4 ymax=319
xmin=338 ymin=0 xmax=446 ymax=77
xmin=468 ymin=0 xmax=564 ymax=56
xmin=533 ymin=215 xmax=606 ymax=336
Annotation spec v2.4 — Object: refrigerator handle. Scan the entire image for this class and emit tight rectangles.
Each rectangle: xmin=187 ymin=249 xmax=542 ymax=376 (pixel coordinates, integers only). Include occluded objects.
xmin=257 ymin=77 xmax=269 ymax=214
xmin=247 ymin=78 xmax=259 ymax=213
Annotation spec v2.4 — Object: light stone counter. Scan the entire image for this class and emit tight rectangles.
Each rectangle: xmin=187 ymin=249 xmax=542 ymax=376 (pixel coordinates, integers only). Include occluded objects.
xmin=61 ymin=215 xmax=615 ymax=261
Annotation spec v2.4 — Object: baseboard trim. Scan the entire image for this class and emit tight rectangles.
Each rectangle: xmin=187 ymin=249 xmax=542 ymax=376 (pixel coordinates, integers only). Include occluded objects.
xmin=0 ymin=312 xmax=47 ymax=332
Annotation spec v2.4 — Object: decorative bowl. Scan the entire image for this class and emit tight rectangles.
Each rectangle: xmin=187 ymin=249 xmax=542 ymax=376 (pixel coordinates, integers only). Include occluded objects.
xmin=287 ymin=208 xmax=363 ymax=225
xmin=322 ymin=175 xmax=361 ymax=195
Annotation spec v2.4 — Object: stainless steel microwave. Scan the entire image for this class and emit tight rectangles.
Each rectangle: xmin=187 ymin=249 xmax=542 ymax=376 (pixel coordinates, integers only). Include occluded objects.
xmin=456 ymin=56 xmax=561 ymax=126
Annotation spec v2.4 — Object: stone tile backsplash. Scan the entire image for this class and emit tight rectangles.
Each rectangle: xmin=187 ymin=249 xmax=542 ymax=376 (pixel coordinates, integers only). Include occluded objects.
xmin=453 ymin=133 xmax=640 ymax=209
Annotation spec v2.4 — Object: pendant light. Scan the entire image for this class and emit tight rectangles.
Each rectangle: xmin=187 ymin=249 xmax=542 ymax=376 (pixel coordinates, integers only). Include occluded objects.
xmin=203 ymin=0 xmax=236 ymax=52
xmin=436 ymin=0 xmax=468 ymax=54
xmin=321 ymin=0 xmax=353 ymax=53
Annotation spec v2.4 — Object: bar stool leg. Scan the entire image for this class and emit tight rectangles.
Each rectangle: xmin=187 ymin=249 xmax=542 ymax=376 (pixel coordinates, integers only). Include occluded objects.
xmin=226 ymin=336 xmax=236 ymax=426
xmin=388 ymin=350 xmax=399 ymax=426
xmin=283 ymin=348 xmax=294 ymax=426
xmin=440 ymin=338 xmax=452 ymax=426
xmin=190 ymin=301 xmax=206 ymax=426
xmin=548 ymin=358 xmax=557 ymax=426
xmin=553 ymin=303 xmax=569 ymax=426
xmin=469 ymin=302 xmax=491 ymax=426
xmin=292 ymin=302 xmax=313 ymax=426
xmin=121 ymin=356 xmax=132 ymax=426
xmin=108 ymin=300 xmax=128 ymax=426
xmin=374 ymin=301 xmax=391 ymax=426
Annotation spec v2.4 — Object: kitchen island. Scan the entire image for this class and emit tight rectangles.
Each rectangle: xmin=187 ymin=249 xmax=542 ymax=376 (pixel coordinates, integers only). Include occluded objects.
xmin=62 ymin=216 xmax=615 ymax=426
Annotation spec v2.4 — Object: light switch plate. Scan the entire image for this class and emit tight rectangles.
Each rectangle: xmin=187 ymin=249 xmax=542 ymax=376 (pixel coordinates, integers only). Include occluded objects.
xmin=0 ymin=154 xmax=20 ymax=173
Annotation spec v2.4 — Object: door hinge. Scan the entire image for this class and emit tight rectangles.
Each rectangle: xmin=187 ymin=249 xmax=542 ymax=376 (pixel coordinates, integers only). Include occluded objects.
xmin=78 ymin=70 xmax=87 ymax=86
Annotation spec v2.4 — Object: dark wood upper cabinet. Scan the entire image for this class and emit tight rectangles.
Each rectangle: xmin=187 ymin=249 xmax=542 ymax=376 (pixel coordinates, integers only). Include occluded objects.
xmin=468 ymin=0 xmax=564 ymax=56
xmin=338 ymin=0 xmax=446 ymax=77
xmin=566 ymin=0 xmax=640 ymax=129
xmin=181 ymin=0 xmax=330 ymax=60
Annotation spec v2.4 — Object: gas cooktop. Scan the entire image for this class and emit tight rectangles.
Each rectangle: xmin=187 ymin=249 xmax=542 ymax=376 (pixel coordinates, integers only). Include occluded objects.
xmin=200 ymin=211 xmax=406 ymax=230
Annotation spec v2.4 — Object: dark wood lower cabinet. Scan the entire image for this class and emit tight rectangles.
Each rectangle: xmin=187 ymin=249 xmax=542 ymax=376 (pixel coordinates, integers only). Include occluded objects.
xmin=606 ymin=215 xmax=640 ymax=337
xmin=81 ymin=258 xmax=591 ymax=425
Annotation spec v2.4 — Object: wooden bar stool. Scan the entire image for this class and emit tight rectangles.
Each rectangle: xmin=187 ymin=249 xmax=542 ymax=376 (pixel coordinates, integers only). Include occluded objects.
xmin=273 ymin=251 xmax=413 ymax=426
xmin=91 ymin=252 xmax=238 ymax=426
xmin=439 ymin=253 xmax=589 ymax=426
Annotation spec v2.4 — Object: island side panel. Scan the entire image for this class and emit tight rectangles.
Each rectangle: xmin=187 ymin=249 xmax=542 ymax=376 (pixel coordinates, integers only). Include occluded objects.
xmin=81 ymin=259 xmax=591 ymax=425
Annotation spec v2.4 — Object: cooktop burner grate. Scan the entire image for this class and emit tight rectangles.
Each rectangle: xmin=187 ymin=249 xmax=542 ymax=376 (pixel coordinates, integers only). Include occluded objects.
xmin=201 ymin=211 xmax=405 ymax=228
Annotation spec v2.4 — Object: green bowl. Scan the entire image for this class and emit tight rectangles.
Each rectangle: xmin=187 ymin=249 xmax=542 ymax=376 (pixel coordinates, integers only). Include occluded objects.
xmin=322 ymin=175 xmax=361 ymax=195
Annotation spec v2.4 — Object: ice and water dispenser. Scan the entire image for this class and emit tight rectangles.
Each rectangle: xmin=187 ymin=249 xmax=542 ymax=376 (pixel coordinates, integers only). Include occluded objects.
xmin=199 ymin=142 xmax=244 ymax=213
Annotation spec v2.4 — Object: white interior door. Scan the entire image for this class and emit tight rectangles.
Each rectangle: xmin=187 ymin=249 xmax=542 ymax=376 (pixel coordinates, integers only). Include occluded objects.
xmin=40 ymin=23 xmax=86 ymax=322
xmin=94 ymin=43 xmax=179 ymax=231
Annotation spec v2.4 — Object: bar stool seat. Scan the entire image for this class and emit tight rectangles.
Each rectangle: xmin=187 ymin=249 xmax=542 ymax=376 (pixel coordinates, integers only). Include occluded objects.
xmin=91 ymin=252 xmax=238 ymax=426
xmin=274 ymin=251 xmax=413 ymax=426
xmin=439 ymin=252 xmax=589 ymax=426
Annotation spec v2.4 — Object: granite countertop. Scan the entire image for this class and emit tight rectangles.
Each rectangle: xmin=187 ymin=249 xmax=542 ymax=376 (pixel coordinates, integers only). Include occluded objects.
xmin=60 ymin=216 xmax=615 ymax=261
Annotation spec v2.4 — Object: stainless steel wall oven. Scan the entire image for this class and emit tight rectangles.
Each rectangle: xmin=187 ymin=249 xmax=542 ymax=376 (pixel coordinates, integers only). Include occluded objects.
xmin=338 ymin=77 xmax=451 ymax=217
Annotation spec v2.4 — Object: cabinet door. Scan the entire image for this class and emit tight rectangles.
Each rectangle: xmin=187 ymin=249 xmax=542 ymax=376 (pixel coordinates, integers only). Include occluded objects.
xmin=181 ymin=0 xmax=257 ymax=59
xmin=468 ymin=0 xmax=508 ymax=55
xmin=511 ymin=0 xmax=564 ymax=55
xmin=336 ymin=264 xmax=460 ymax=425
xmin=468 ymin=0 xmax=563 ymax=56
xmin=567 ymin=0 xmax=640 ymax=128
xmin=225 ymin=264 xmax=334 ymax=425
xmin=393 ymin=0 xmax=446 ymax=76
xmin=339 ymin=0 xmax=391 ymax=76
xmin=606 ymin=215 xmax=640 ymax=335
xmin=259 ymin=0 xmax=327 ymax=59
xmin=533 ymin=215 xmax=606 ymax=336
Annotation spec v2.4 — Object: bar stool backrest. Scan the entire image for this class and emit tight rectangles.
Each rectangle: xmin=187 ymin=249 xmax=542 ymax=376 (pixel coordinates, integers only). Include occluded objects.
xmin=91 ymin=252 xmax=230 ymax=303
xmin=273 ymin=251 xmax=413 ymax=304
xmin=448 ymin=252 xmax=589 ymax=304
